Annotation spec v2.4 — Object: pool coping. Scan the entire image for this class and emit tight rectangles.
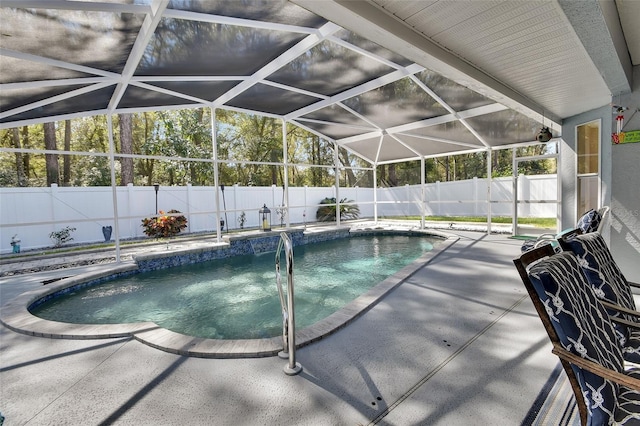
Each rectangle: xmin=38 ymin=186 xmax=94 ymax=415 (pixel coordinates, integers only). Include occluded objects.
xmin=0 ymin=226 xmax=458 ymax=358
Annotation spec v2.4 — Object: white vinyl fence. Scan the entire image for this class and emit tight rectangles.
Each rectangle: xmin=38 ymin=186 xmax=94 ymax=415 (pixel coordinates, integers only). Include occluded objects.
xmin=0 ymin=175 xmax=556 ymax=253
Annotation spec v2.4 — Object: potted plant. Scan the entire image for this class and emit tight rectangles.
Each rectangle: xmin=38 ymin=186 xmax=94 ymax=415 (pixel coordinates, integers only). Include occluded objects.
xmin=10 ymin=234 xmax=21 ymax=253
xmin=276 ymin=206 xmax=286 ymax=227
xmin=141 ymin=210 xmax=188 ymax=238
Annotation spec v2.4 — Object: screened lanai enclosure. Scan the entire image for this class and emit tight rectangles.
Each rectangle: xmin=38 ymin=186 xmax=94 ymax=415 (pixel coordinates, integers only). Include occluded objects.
xmin=0 ymin=1 xmax=561 ymax=254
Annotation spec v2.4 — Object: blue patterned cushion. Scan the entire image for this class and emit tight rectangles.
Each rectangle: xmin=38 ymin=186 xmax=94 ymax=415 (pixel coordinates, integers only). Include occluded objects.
xmin=578 ymin=209 xmax=602 ymax=233
xmin=528 ymin=252 xmax=624 ymax=425
xmin=562 ymin=232 xmax=634 ymax=310
xmin=561 ymin=232 xmax=638 ymax=362
xmin=615 ymin=369 xmax=640 ymax=424
xmin=624 ymin=331 xmax=640 ymax=364
xmin=521 ymin=240 xmax=536 ymax=253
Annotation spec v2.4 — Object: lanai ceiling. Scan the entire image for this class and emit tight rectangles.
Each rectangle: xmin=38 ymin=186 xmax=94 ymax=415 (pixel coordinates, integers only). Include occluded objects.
xmin=0 ymin=0 xmax=637 ymax=164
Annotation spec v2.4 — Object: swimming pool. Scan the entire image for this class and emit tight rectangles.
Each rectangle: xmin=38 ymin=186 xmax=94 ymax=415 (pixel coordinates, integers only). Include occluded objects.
xmin=30 ymin=234 xmax=441 ymax=340
xmin=0 ymin=226 xmax=456 ymax=357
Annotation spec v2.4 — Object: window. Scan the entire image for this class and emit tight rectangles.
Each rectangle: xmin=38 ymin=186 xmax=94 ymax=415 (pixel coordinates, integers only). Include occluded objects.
xmin=576 ymin=120 xmax=600 ymax=215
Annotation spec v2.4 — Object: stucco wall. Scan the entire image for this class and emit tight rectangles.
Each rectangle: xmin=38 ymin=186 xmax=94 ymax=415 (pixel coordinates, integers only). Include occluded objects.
xmin=561 ymin=66 xmax=640 ymax=279
xmin=611 ymin=141 xmax=640 ymax=280
xmin=560 ymin=105 xmax=612 ymax=230
xmin=610 ymin=66 xmax=640 ymax=280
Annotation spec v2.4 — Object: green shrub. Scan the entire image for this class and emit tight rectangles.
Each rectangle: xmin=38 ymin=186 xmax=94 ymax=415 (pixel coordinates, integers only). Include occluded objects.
xmin=316 ymin=197 xmax=360 ymax=222
xmin=49 ymin=226 xmax=76 ymax=247
xmin=141 ymin=209 xmax=188 ymax=238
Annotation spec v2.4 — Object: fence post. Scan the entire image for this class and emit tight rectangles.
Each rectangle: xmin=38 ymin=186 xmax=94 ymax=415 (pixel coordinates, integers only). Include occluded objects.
xmin=304 ymin=185 xmax=308 ymax=226
xmin=436 ymin=181 xmax=441 ymax=216
xmin=127 ymin=183 xmax=134 ymax=239
xmin=186 ymin=183 xmax=193 ymax=232
xmin=473 ymin=177 xmax=478 ymax=216
xmin=405 ymin=184 xmax=410 ymax=217
xmin=233 ymin=184 xmax=238 ymax=230
xmin=50 ymin=183 xmax=58 ymax=235
xmin=354 ymin=186 xmax=359 ymax=218
xmin=272 ymin=184 xmax=276 ymax=211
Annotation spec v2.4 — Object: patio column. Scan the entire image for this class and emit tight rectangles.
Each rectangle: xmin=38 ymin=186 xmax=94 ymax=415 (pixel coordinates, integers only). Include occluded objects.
xmin=486 ymin=148 xmax=492 ymax=235
xmin=210 ymin=107 xmax=221 ymax=242
xmin=421 ymin=156 xmax=425 ymax=229
xmin=107 ymin=114 xmax=121 ymax=262
xmin=334 ymin=141 xmax=340 ymax=227
xmin=512 ymin=148 xmax=518 ymax=237
xmin=373 ymin=166 xmax=378 ymax=223
xmin=282 ymin=119 xmax=290 ymax=227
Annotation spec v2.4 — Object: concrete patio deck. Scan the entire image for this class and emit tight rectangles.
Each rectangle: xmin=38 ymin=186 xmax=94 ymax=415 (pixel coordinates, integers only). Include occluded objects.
xmin=1 ymin=229 xmax=565 ymax=425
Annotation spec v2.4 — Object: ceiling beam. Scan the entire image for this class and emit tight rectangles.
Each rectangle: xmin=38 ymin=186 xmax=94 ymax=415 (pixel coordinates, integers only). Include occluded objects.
xmin=557 ymin=0 xmax=632 ymax=96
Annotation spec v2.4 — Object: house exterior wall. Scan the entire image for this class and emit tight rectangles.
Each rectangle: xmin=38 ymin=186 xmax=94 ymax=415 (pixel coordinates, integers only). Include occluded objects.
xmin=561 ymin=65 xmax=640 ymax=279
xmin=610 ymin=67 xmax=640 ymax=280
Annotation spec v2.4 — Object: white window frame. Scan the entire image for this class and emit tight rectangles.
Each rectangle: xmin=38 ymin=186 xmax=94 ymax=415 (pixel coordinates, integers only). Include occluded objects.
xmin=575 ymin=119 xmax=601 ymax=216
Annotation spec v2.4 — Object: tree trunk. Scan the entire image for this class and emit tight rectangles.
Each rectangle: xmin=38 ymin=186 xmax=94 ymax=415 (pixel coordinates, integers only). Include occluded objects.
xmin=312 ymin=137 xmax=319 ymax=186
xmin=338 ymin=148 xmax=356 ymax=186
xmin=145 ymin=160 xmax=154 ymax=186
xmin=119 ymin=113 xmax=134 ymax=185
xmin=12 ymin=128 xmax=27 ymax=186
xmin=270 ymin=149 xmax=278 ymax=185
xmin=21 ymin=126 xmax=30 ymax=179
xmin=388 ymin=163 xmax=398 ymax=186
xmin=444 ymin=156 xmax=450 ymax=181
xmin=63 ymin=120 xmax=71 ymax=186
xmin=43 ymin=122 xmax=59 ymax=186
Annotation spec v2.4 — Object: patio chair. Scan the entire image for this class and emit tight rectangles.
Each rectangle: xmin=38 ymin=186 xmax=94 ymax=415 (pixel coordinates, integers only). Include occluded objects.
xmin=520 ymin=206 xmax=610 ymax=253
xmin=513 ymin=245 xmax=640 ymax=425
xmin=559 ymin=230 xmax=640 ymax=364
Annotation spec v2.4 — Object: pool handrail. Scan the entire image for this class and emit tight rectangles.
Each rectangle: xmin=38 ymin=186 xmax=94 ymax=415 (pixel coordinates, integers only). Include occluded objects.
xmin=275 ymin=232 xmax=302 ymax=375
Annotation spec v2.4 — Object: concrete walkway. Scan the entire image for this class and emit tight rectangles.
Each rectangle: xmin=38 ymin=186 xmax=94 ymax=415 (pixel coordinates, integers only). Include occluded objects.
xmin=0 ymin=230 xmax=560 ymax=425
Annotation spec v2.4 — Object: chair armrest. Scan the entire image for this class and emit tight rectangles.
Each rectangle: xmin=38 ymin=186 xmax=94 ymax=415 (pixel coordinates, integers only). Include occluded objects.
xmin=601 ymin=301 xmax=640 ymax=330
xmin=611 ymin=317 xmax=640 ymax=330
xmin=629 ymin=282 xmax=640 ymax=290
xmin=601 ymin=300 xmax=640 ymax=319
xmin=552 ymin=343 xmax=640 ymax=390
xmin=535 ymin=233 xmax=557 ymax=240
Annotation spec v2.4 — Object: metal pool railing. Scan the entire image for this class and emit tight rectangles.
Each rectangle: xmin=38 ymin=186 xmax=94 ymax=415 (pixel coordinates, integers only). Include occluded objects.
xmin=275 ymin=232 xmax=302 ymax=375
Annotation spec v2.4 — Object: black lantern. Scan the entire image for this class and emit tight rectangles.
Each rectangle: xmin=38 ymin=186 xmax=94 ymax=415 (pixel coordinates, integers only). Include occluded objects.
xmin=259 ymin=204 xmax=271 ymax=232
xmin=153 ymin=183 xmax=160 ymax=214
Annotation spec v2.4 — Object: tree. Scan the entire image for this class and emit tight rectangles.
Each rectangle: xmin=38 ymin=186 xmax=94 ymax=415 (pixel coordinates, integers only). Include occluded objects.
xmin=12 ymin=128 xmax=27 ymax=186
xmin=338 ymin=147 xmax=357 ymax=186
xmin=119 ymin=113 xmax=134 ymax=185
xmin=62 ymin=120 xmax=71 ymax=186
xmin=0 ymin=110 xmax=557 ymax=187
xmin=217 ymin=112 xmax=283 ymax=186
xmin=21 ymin=126 xmax=31 ymax=182
xmin=136 ymin=112 xmax=159 ymax=186
xmin=43 ymin=122 xmax=59 ymax=186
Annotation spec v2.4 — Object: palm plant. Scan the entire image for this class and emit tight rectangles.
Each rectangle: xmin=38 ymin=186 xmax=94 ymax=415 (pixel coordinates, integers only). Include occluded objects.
xmin=316 ymin=197 xmax=360 ymax=221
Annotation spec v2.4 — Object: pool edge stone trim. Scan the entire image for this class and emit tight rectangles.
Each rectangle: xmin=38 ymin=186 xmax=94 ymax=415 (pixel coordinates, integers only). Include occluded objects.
xmin=1 ymin=225 xmax=458 ymax=359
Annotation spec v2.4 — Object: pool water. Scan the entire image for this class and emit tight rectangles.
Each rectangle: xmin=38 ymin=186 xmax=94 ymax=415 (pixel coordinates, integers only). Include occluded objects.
xmin=31 ymin=235 xmax=438 ymax=339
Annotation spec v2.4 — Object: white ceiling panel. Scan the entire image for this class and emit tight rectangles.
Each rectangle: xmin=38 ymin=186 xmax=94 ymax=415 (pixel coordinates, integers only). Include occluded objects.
xmin=370 ymin=0 xmax=613 ymax=119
